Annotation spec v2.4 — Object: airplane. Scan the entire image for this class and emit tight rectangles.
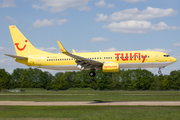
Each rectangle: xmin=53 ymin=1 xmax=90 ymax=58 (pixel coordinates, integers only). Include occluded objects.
xmin=5 ymin=25 xmax=177 ymax=77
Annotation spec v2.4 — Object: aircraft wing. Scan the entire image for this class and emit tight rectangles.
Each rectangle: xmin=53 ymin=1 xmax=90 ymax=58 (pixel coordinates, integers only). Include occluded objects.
xmin=57 ymin=41 xmax=103 ymax=70
xmin=4 ymin=54 xmax=28 ymax=60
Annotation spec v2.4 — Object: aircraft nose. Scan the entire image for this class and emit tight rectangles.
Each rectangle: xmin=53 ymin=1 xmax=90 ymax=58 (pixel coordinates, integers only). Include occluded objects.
xmin=171 ymin=57 xmax=177 ymax=62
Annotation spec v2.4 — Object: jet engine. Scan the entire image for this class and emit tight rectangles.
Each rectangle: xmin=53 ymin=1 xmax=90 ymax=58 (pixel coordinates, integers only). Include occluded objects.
xmin=102 ymin=62 xmax=120 ymax=72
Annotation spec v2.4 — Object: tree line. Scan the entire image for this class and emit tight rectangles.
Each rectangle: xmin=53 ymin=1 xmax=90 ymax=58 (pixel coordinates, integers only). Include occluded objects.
xmin=0 ymin=68 xmax=180 ymax=90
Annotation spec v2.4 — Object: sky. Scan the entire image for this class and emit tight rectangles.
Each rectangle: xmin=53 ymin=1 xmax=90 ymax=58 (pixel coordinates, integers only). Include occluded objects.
xmin=0 ymin=0 xmax=180 ymax=75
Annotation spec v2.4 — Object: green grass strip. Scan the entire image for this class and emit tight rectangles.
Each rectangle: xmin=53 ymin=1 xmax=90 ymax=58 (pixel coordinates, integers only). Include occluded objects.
xmin=0 ymin=106 xmax=180 ymax=120
xmin=0 ymin=91 xmax=180 ymax=101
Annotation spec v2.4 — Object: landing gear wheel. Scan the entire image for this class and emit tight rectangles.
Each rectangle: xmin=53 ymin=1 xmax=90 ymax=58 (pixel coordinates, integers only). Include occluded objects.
xmin=158 ymin=71 xmax=162 ymax=74
xmin=89 ymin=71 xmax=96 ymax=77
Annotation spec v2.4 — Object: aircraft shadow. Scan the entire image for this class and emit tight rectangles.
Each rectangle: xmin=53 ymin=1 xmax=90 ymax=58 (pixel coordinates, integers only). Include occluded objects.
xmin=90 ymin=100 xmax=114 ymax=104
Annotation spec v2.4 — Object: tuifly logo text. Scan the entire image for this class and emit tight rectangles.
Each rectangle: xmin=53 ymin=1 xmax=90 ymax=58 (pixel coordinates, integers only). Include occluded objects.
xmin=115 ymin=53 xmax=147 ymax=63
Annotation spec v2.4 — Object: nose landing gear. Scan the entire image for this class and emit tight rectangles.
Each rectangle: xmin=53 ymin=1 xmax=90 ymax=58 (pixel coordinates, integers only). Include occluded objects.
xmin=158 ymin=69 xmax=162 ymax=74
xmin=158 ymin=66 xmax=165 ymax=74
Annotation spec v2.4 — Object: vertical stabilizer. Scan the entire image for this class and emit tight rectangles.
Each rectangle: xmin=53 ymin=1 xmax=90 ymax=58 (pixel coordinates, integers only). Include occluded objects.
xmin=9 ymin=25 xmax=51 ymax=56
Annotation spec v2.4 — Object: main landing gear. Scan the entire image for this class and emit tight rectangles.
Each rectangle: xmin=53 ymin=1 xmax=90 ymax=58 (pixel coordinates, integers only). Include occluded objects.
xmin=89 ymin=69 xmax=96 ymax=77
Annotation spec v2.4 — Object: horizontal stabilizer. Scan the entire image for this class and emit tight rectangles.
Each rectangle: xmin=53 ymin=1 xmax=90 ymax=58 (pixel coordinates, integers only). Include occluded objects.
xmin=4 ymin=54 xmax=28 ymax=60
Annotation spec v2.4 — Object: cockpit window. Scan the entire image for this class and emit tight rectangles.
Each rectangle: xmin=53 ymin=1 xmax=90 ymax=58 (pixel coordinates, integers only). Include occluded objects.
xmin=164 ymin=55 xmax=170 ymax=57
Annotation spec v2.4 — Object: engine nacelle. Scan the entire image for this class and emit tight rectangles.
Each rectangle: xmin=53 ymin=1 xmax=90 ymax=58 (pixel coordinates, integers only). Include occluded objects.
xmin=102 ymin=62 xmax=120 ymax=72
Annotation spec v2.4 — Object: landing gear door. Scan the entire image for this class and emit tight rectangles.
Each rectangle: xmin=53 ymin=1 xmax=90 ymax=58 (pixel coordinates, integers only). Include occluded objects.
xmin=155 ymin=54 xmax=159 ymax=61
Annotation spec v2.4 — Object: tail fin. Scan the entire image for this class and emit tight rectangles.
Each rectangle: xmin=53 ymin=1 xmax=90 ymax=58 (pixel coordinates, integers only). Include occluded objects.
xmin=9 ymin=25 xmax=51 ymax=56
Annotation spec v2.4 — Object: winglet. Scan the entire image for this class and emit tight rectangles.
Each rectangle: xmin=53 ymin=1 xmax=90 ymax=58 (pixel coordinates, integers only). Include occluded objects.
xmin=57 ymin=41 xmax=68 ymax=54
xmin=72 ymin=49 xmax=76 ymax=53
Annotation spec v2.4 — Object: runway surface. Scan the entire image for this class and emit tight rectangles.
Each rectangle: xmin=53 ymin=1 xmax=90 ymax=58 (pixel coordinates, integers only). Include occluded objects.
xmin=1 ymin=101 xmax=180 ymax=106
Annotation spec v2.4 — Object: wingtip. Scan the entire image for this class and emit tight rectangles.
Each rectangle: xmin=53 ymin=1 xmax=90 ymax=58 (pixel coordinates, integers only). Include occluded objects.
xmin=9 ymin=25 xmax=16 ymax=28
xmin=72 ymin=49 xmax=76 ymax=53
xmin=57 ymin=41 xmax=68 ymax=54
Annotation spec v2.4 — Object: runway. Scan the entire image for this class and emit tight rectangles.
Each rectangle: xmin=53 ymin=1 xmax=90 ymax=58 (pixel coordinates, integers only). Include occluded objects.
xmin=0 ymin=101 xmax=180 ymax=106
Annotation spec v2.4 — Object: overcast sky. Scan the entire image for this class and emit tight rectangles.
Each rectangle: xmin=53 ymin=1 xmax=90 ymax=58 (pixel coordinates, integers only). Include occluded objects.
xmin=0 ymin=0 xmax=180 ymax=75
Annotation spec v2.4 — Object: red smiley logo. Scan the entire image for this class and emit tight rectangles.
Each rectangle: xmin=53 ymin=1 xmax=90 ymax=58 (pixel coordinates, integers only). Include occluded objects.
xmin=14 ymin=40 xmax=28 ymax=51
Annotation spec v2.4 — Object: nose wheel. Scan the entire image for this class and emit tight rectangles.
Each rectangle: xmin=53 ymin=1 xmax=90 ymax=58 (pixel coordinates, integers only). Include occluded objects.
xmin=158 ymin=70 xmax=162 ymax=74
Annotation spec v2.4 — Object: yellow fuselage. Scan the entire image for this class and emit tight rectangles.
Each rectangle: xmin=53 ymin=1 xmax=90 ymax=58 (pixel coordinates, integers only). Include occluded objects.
xmin=16 ymin=51 xmax=177 ymax=71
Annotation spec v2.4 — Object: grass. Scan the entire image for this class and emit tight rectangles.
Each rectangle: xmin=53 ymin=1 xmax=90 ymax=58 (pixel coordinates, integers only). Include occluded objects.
xmin=0 ymin=90 xmax=180 ymax=101
xmin=1 ymin=91 xmax=180 ymax=120
xmin=0 ymin=106 xmax=180 ymax=120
